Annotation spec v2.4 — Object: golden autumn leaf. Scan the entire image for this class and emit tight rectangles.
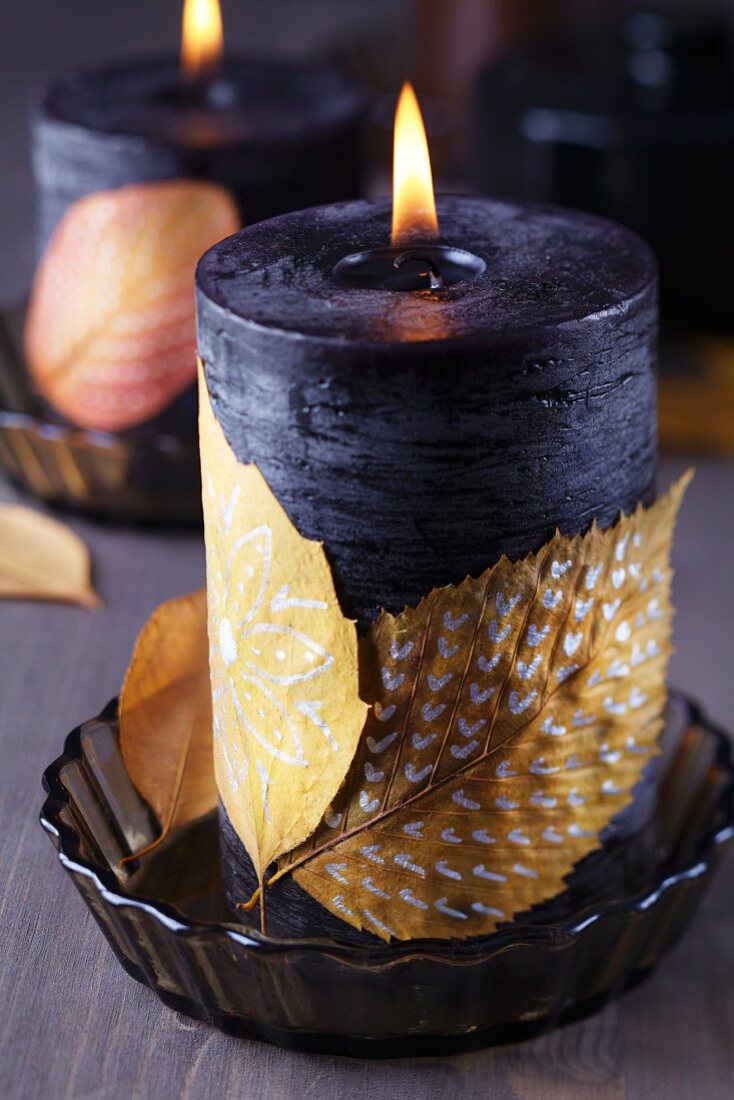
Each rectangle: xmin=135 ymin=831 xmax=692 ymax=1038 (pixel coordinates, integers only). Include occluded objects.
xmin=25 ymin=180 xmax=240 ymax=432
xmin=120 ymin=589 xmax=215 ymax=858
xmin=199 ymin=364 xmax=368 ymax=884
xmin=274 ymin=475 xmax=691 ymax=942
xmin=0 ymin=502 xmax=100 ymax=609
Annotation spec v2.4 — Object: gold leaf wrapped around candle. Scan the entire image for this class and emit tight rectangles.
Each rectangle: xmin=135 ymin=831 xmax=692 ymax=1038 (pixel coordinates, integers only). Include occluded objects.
xmin=274 ymin=474 xmax=690 ymax=941
xmin=198 ymin=365 xmax=368 ymax=885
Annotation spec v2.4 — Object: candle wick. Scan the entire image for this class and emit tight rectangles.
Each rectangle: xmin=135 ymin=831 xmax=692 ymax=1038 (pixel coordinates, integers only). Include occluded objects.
xmin=393 ymin=250 xmax=445 ymax=291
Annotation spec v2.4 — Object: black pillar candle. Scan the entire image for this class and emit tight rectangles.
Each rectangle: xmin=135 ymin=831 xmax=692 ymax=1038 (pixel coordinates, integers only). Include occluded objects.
xmin=197 ymin=193 xmax=659 ymax=941
xmin=197 ymin=195 xmax=658 ymax=629
xmin=32 ymin=57 xmax=367 ymax=254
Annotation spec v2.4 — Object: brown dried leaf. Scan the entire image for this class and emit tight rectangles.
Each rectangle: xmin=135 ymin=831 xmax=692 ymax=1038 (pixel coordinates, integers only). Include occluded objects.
xmin=0 ymin=503 xmax=100 ymax=609
xmin=120 ymin=589 xmax=215 ymax=854
xmin=199 ymin=366 xmax=368 ymax=882
xmin=280 ymin=475 xmax=691 ymax=941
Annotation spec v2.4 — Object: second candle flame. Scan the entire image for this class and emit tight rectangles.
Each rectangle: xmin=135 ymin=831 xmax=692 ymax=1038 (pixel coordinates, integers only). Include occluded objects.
xmin=392 ymin=83 xmax=439 ymax=246
xmin=181 ymin=0 xmax=224 ymax=78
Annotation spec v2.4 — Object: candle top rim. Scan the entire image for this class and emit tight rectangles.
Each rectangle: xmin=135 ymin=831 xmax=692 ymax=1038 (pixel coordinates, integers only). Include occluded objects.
xmin=37 ymin=55 xmax=367 ymax=146
xmin=196 ymin=196 xmax=657 ymax=347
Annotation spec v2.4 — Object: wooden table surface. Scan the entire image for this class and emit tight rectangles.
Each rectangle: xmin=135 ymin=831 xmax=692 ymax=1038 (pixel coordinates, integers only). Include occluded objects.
xmin=0 ymin=456 xmax=732 ymax=1099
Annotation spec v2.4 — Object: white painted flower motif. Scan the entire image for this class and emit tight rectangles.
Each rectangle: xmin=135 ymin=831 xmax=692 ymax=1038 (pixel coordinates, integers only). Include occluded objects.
xmin=206 ymin=480 xmax=336 ymax=769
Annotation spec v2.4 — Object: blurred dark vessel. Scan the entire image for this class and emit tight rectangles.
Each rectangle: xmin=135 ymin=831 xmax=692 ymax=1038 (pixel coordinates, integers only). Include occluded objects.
xmin=474 ymin=3 xmax=734 ymax=333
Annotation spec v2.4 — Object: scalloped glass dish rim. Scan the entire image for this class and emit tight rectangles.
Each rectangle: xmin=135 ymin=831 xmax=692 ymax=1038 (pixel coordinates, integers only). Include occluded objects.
xmin=40 ymin=693 xmax=734 ymax=965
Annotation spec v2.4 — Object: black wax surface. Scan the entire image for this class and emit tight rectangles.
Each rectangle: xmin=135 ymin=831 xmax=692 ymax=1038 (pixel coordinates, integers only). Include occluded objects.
xmin=197 ymin=196 xmax=658 ymax=627
xmin=32 ymin=57 xmax=367 ymax=252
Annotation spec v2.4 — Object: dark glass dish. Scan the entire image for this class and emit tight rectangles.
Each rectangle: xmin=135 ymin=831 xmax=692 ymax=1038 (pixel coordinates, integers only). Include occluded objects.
xmin=0 ymin=303 xmax=201 ymax=525
xmin=40 ymin=693 xmax=733 ymax=1059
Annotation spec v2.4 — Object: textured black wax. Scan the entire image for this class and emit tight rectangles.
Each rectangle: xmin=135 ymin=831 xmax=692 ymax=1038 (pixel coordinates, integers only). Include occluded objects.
xmin=32 ymin=57 xmax=367 ymax=253
xmin=197 ymin=196 xmax=658 ymax=629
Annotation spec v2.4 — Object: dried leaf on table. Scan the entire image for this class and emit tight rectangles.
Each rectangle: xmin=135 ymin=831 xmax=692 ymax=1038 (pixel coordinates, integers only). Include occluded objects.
xmin=25 ymin=180 xmax=240 ymax=432
xmin=199 ymin=364 xmax=368 ymax=885
xmin=0 ymin=502 xmax=100 ymax=609
xmin=276 ymin=474 xmax=691 ymax=942
xmin=120 ymin=589 xmax=215 ymax=858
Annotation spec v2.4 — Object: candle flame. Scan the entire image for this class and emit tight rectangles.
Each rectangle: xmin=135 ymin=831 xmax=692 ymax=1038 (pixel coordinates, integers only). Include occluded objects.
xmin=391 ymin=83 xmax=439 ymax=246
xmin=181 ymin=0 xmax=224 ymax=78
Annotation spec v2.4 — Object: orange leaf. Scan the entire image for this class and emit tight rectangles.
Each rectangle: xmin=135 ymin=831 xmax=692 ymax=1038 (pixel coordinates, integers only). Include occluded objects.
xmin=120 ymin=589 xmax=215 ymax=855
xmin=25 ymin=180 xmax=240 ymax=431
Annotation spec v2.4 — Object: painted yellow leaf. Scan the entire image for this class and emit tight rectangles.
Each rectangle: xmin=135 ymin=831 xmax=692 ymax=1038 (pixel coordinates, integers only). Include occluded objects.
xmin=120 ymin=589 xmax=215 ymax=856
xmin=278 ymin=474 xmax=691 ymax=942
xmin=0 ymin=502 xmax=100 ymax=609
xmin=199 ymin=364 xmax=368 ymax=882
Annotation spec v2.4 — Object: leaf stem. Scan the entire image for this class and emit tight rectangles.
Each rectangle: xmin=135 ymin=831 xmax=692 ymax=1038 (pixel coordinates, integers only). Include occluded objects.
xmin=119 ymin=835 xmax=165 ymax=867
xmin=259 ymin=877 xmax=267 ymax=935
xmin=236 ymin=886 xmax=262 ymax=912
